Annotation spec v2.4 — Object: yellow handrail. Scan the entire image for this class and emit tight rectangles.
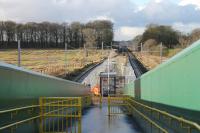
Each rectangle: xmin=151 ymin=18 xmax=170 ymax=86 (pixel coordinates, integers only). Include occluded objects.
xmin=127 ymin=102 xmax=168 ymax=133
xmin=0 ymin=115 xmax=40 ymax=130
xmin=0 ymin=105 xmax=39 ymax=114
xmin=107 ymin=95 xmax=168 ymax=132
xmin=0 ymin=95 xmax=92 ymax=132
xmin=0 ymin=99 xmax=71 ymax=114
xmin=127 ymin=97 xmax=200 ymax=131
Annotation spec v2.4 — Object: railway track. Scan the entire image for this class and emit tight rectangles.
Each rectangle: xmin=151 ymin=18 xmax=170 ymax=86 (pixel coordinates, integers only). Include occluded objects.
xmin=127 ymin=51 xmax=148 ymax=78
xmin=74 ymin=59 xmax=105 ymax=83
xmin=75 ymin=50 xmax=147 ymax=82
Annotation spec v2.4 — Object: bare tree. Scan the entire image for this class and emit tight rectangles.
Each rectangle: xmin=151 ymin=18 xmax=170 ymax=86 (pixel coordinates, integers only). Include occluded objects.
xmin=4 ymin=21 xmax=16 ymax=46
xmin=0 ymin=21 xmax=4 ymax=44
xmin=0 ymin=20 xmax=113 ymax=49
xmin=82 ymin=28 xmax=96 ymax=58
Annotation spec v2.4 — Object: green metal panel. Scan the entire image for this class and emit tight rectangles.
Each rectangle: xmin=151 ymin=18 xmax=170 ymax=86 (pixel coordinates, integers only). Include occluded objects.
xmin=0 ymin=62 xmax=90 ymax=133
xmin=0 ymin=62 xmax=90 ymax=109
xmin=140 ymin=40 xmax=200 ymax=111
xmin=124 ymin=81 xmax=135 ymax=97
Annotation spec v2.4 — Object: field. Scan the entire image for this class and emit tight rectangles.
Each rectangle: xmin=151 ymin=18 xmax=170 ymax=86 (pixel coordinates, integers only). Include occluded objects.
xmin=134 ymin=48 xmax=182 ymax=70
xmin=134 ymin=52 xmax=167 ymax=70
xmin=0 ymin=49 xmax=108 ymax=76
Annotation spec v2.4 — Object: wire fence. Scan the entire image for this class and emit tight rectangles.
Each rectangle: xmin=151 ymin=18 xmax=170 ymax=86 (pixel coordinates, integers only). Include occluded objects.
xmin=0 ymin=49 xmax=108 ymax=76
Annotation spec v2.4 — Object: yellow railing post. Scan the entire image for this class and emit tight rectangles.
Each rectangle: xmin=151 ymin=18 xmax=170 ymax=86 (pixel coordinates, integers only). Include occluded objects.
xmin=39 ymin=97 xmax=43 ymax=133
xmin=89 ymin=95 xmax=92 ymax=106
xmin=108 ymin=96 xmax=110 ymax=116
xmin=100 ymin=96 xmax=102 ymax=108
xmin=78 ymin=97 xmax=82 ymax=133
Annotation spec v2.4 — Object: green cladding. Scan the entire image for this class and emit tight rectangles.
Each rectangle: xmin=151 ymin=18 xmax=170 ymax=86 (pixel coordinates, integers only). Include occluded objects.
xmin=124 ymin=81 xmax=135 ymax=97
xmin=125 ymin=40 xmax=200 ymax=111
xmin=0 ymin=62 xmax=90 ymax=109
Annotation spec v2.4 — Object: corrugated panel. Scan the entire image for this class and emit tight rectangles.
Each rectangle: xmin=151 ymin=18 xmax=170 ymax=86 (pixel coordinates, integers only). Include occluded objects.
xmin=124 ymin=82 xmax=135 ymax=97
xmin=140 ymin=40 xmax=200 ymax=111
xmin=0 ymin=62 xmax=90 ymax=109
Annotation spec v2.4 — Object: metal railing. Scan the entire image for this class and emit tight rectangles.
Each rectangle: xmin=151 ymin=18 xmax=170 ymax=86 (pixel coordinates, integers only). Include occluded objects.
xmin=107 ymin=96 xmax=131 ymax=115
xmin=39 ymin=97 xmax=83 ymax=133
xmin=127 ymin=102 xmax=168 ymax=133
xmin=107 ymin=96 xmax=168 ymax=133
xmin=0 ymin=105 xmax=39 ymax=114
xmin=126 ymin=96 xmax=200 ymax=133
xmin=0 ymin=104 xmax=39 ymax=131
xmin=0 ymin=95 xmax=92 ymax=133
xmin=107 ymin=95 xmax=200 ymax=133
xmin=92 ymin=95 xmax=103 ymax=107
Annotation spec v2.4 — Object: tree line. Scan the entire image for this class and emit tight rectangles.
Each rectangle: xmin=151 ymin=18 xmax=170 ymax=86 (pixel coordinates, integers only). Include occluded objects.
xmin=133 ymin=24 xmax=200 ymax=49
xmin=141 ymin=24 xmax=179 ymax=48
xmin=178 ymin=28 xmax=200 ymax=47
xmin=0 ymin=20 xmax=113 ymax=49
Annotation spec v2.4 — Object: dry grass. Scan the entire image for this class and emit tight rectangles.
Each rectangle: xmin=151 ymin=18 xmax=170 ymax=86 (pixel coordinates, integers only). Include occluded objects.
xmin=0 ymin=49 xmax=108 ymax=76
xmin=134 ymin=52 xmax=168 ymax=70
xmin=167 ymin=48 xmax=183 ymax=58
xmin=134 ymin=48 xmax=183 ymax=70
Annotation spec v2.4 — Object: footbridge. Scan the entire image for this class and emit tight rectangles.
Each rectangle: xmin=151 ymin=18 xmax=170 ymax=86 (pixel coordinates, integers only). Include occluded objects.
xmin=1 ymin=40 xmax=200 ymax=133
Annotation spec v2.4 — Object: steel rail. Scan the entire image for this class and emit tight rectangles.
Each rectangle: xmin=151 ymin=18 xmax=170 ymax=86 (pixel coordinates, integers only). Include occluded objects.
xmin=0 ymin=105 xmax=39 ymax=114
xmin=0 ymin=107 xmax=70 ymax=131
xmin=0 ymin=100 xmax=69 ymax=114
xmin=127 ymin=102 xmax=168 ymax=133
xmin=0 ymin=115 xmax=40 ymax=131
xmin=127 ymin=97 xmax=200 ymax=131
xmin=74 ymin=59 xmax=105 ymax=82
xmin=107 ymin=96 xmax=168 ymax=133
xmin=0 ymin=95 xmax=91 ymax=131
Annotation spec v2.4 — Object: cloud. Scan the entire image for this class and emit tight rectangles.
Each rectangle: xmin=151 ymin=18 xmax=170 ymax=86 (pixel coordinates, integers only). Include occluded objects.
xmin=172 ymin=22 xmax=200 ymax=33
xmin=114 ymin=26 xmax=145 ymax=41
xmin=0 ymin=0 xmax=135 ymax=23
xmin=0 ymin=0 xmax=200 ymax=40
xmin=179 ymin=0 xmax=200 ymax=9
xmin=131 ymin=0 xmax=200 ymax=26
xmin=88 ymin=15 xmax=115 ymax=23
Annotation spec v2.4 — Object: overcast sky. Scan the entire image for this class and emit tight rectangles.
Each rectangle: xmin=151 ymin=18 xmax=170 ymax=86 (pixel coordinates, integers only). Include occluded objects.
xmin=0 ymin=0 xmax=200 ymax=41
